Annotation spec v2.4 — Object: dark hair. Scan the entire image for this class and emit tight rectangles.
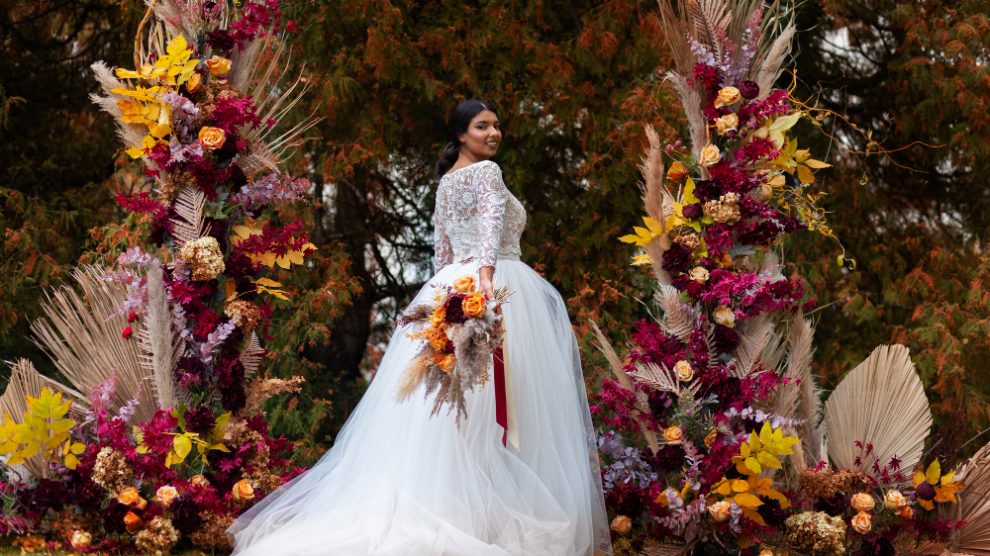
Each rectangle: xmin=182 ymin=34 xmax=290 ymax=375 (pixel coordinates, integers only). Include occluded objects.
xmin=435 ymin=99 xmax=498 ymax=178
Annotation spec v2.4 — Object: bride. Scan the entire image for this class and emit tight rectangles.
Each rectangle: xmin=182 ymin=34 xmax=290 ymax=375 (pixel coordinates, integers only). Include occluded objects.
xmin=226 ymin=99 xmax=613 ymax=555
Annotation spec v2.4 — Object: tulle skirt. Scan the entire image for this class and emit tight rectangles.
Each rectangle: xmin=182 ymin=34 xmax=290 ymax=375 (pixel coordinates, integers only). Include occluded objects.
xmin=226 ymin=258 xmax=613 ymax=555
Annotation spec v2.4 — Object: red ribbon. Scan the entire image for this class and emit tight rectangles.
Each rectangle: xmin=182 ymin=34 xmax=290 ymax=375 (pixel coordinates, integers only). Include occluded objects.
xmin=494 ymin=346 xmax=507 ymax=447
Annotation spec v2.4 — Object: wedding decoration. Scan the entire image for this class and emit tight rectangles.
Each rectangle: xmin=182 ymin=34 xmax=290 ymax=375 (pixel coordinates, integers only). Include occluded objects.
xmin=0 ymin=0 xmax=318 ymax=551
xmin=594 ymin=0 xmax=989 ymax=554
xmin=395 ymin=275 xmax=510 ymax=422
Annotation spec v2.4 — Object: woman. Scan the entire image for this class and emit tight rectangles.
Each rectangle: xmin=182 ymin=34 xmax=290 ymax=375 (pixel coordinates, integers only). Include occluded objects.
xmin=227 ymin=100 xmax=613 ymax=555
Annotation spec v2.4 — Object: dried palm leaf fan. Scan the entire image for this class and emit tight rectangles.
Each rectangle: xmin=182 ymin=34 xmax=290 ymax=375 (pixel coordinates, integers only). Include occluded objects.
xmin=941 ymin=442 xmax=990 ymax=555
xmin=822 ymin=344 xmax=932 ymax=482
xmin=0 ymin=359 xmax=87 ymax=479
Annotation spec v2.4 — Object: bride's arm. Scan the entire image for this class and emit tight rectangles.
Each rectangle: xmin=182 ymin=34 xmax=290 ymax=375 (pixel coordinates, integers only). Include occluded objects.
xmin=476 ymin=162 xmax=508 ymax=298
xmin=433 ymin=206 xmax=453 ymax=271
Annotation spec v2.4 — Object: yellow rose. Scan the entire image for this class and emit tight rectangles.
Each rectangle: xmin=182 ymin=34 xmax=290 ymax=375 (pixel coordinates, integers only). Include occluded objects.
xmin=850 ymin=492 xmax=875 ymax=513
xmin=713 ymin=305 xmax=736 ymax=328
xmin=673 ymin=360 xmax=694 ymax=382
xmin=663 ymin=425 xmax=684 ymax=445
xmin=198 ymin=126 xmax=227 ymax=150
xmin=715 ymin=113 xmax=739 ymax=135
xmin=714 ymin=86 xmax=741 ymax=108
xmin=666 ymin=161 xmax=688 ymax=182
xmin=688 ymin=266 xmax=709 ymax=283
xmin=205 ymin=55 xmax=232 ymax=77
xmin=190 ymin=474 xmax=210 ymax=487
xmin=708 ymin=500 xmax=731 ymax=522
xmin=884 ymin=489 xmax=907 ymax=510
xmin=185 ymin=72 xmax=202 ymax=93
xmin=699 ymin=144 xmax=722 ymax=167
xmin=439 ymin=353 xmax=456 ymax=373
xmin=123 ymin=511 xmax=143 ymax=533
xmin=232 ymin=479 xmax=255 ymax=503
xmin=851 ymin=511 xmax=872 ymax=534
xmin=154 ymin=485 xmax=179 ymax=508
xmin=461 ymin=292 xmax=486 ymax=318
xmin=452 ymin=275 xmax=476 ymax=293
xmin=70 ymin=530 xmax=92 ymax=550
xmin=610 ymin=515 xmax=632 ymax=535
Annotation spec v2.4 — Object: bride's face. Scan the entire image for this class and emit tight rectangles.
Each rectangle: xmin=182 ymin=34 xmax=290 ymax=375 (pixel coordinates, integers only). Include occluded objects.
xmin=458 ymin=109 xmax=501 ymax=161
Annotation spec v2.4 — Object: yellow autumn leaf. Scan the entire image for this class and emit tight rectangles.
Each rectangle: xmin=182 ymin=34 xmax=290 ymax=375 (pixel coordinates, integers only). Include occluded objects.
xmin=64 ymin=452 xmax=79 ymax=470
xmin=733 ymin=492 xmax=764 ymax=509
xmin=744 ymin=456 xmax=761 ymax=475
xmin=173 ymin=434 xmax=193 ymax=460
xmin=730 ymin=479 xmax=750 ymax=492
xmin=630 ymin=253 xmax=653 ymax=266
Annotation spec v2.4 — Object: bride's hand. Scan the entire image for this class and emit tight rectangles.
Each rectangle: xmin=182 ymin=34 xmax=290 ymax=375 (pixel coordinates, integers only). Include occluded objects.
xmin=479 ymin=265 xmax=495 ymax=299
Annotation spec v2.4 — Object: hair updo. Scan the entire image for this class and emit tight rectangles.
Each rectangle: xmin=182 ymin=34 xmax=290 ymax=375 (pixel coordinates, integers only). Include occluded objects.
xmin=435 ymin=99 xmax=498 ymax=178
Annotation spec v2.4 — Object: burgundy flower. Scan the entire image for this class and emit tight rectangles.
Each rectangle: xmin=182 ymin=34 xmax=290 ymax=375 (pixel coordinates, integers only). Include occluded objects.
xmin=661 ymin=243 xmax=692 ymax=274
xmin=738 ymin=80 xmax=760 ymax=100
xmin=445 ymin=295 xmax=467 ymax=324
xmin=207 ymin=29 xmax=235 ymax=52
xmin=681 ymin=203 xmax=703 ymax=220
xmin=184 ymin=406 xmax=217 ymax=435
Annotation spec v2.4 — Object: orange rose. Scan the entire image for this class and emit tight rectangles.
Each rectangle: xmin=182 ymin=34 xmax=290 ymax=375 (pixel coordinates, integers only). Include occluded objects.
xmin=610 ymin=515 xmax=632 ymax=535
xmin=154 ymin=485 xmax=179 ymax=508
xmin=116 ymin=486 xmax=147 ymax=509
xmin=898 ymin=505 xmax=913 ymax=519
xmin=461 ymin=292 xmax=486 ymax=318
xmin=429 ymin=305 xmax=447 ymax=327
xmin=663 ymin=425 xmax=684 ymax=445
xmin=427 ymin=327 xmax=448 ymax=351
xmin=850 ymin=492 xmax=875 ymax=513
xmin=666 ymin=161 xmax=688 ymax=182
xmin=851 ymin=511 xmax=872 ymax=534
xmin=708 ymin=500 xmax=731 ymax=522
xmin=198 ymin=126 xmax=226 ymax=150
xmin=232 ymin=479 xmax=255 ymax=503
xmin=452 ymin=275 xmax=476 ymax=293
xmin=205 ymin=55 xmax=232 ymax=77
xmin=123 ymin=511 xmax=143 ymax=533
xmin=185 ymin=72 xmax=202 ymax=93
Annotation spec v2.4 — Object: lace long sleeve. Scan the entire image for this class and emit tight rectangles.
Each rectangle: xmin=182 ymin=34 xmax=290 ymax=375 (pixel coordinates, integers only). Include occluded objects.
xmin=476 ymin=161 xmax=508 ymax=268
xmin=432 ymin=205 xmax=453 ymax=270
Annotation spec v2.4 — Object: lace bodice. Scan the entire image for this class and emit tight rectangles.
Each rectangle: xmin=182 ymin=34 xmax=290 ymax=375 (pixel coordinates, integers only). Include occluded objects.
xmin=433 ymin=160 xmax=526 ymax=270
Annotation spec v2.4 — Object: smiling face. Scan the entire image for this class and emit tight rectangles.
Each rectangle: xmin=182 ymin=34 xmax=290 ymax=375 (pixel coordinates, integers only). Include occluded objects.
xmin=458 ymin=109 xmax=501 ymax=162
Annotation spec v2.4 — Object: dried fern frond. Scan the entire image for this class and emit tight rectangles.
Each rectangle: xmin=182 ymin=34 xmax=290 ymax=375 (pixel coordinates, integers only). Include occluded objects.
xmin=822 ymin=345 xmax=932 ymax=482
xmin=590 ymin=320 xmax=660 ymax=454
xmin=687 ymin=0 xmax=731 ymax=61
xmin=239 ymin=331 xmax=265 ymax=382
xmin=136 ymin=264 xmax=180 ymax=409
xmin=655 ymin=285 xmax=699 ymax=343
xmin=0 ymin=359 xmax=88 ymax=479
xmin=944 ymin=441 xmax=990 ymax=554
xmin=170 ymin=186 xmax=209 ymax=249
xmin=751 ymin=23 xmax=796 ymax=98
xmin=733 ymin=313 xmax=774 ymax=377
xmin=638 ymin=541 xmax=695 ymax=556
xmin=29 ymin=265 xmax=158 ymax=423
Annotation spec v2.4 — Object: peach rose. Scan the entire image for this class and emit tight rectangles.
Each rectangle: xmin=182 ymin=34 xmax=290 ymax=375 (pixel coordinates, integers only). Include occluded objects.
xmin=666 ymin=161 xmax=688 ymax=182
xmin=708 ymin=500 xmax=731 ymax=522
xmin=714 ymin=86 xmax=741 ymax=108
xmin=198 ymin=126 xmax=226 ymax=150
xmin=663 ymin=425 xmax=684 ymax=445
xmin=452 ymin=275 xmax=476 ymax=293
xmin=884 ymin=489 xmax=907 ymax=510
xmin=429 ymin=305 xmax=446 ymax=327
xmin=673 ymin=360 xmax=694 ymax=382
xmin=232 ymin=479 xmax=255 ymax=503
xmin=205 ymin=55 xmax=232 ymax=77
xmin=461 ymin=292 xmax=486 ymax=318
xmin=116 ymin=486 xmax=147 ymax=509
xmin=713 ymin=305 xmax=736 ymax=328
xmin=154 ymin=485 xmax=179 ymax=508
xmin=699 ymin=144 xmax=722 ymax=167
xmin=185 ymin=72 xmax=202 ymax=93
xmin=850 ymin=492 xmax=875 ymax=513
xmin=689 ymin=266 xmax=709 ymax=283
xmin=759 ymin=550 xmax=774 ymax=556
xmin=70 ymin=530 xmax=92 ymax=550
xmin=610 ymin=515 xmax=632 ymax=535
xmin=190 ymin=474 xmax=210 ymax=487
xmin=715 ymin=113 xmax=739 ymax=135
xmin=851 ymin=511 xmax=872 ymax=534
xmin=124 ymin=511 xmax=143 ymax=533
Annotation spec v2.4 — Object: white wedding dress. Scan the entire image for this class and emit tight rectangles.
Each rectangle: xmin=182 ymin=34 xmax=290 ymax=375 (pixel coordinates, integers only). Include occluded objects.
xmin=227 ymin=160 xmax=613 ymax=555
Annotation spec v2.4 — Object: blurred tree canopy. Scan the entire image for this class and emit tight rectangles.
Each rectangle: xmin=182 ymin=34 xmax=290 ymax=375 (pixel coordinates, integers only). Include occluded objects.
xmin=2 ymin=0 xmax=989 ymax=460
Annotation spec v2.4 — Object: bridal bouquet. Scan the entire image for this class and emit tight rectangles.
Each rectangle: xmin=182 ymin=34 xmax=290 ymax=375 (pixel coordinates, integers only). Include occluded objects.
xmin=395 ymin=275 xmax=509 ymax=422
